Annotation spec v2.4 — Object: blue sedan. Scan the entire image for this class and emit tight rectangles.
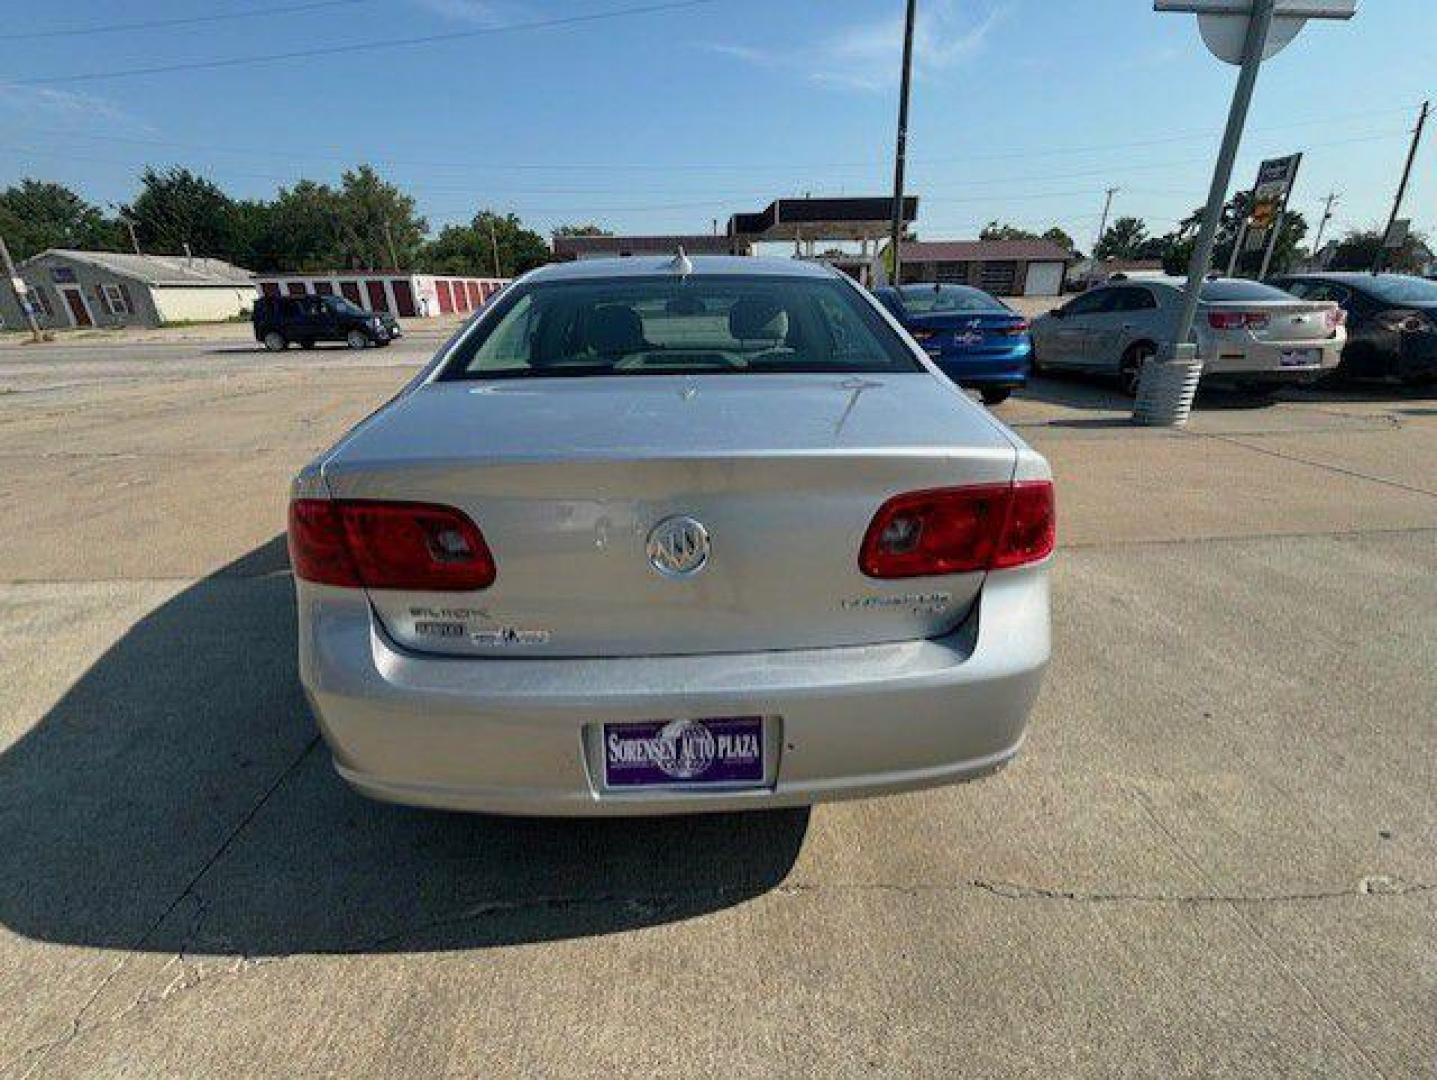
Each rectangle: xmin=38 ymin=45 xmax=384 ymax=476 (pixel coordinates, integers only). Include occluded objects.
xmin=874 ymin=284 xmax=1032 ymax=404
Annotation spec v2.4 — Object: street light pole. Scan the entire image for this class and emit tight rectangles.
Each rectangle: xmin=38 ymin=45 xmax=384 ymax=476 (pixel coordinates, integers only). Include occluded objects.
xmin=887 ymin=0 xmax=917 ymax=285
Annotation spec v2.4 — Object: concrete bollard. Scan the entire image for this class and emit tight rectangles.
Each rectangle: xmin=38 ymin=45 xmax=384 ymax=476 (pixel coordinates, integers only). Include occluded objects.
xmin=1132 ymin=343 xmax=1204 ymax=427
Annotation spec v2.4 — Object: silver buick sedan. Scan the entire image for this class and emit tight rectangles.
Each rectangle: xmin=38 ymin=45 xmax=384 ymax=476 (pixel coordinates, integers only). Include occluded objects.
xmin=288 ymin=256 xmax=1053 ymax=815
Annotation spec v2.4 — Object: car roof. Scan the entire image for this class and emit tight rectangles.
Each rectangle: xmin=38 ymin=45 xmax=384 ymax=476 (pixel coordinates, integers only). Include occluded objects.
xmin=1277 ymin=272 xmax=1411 ymax=287
xmin=522 ymin=255 xmax=840 ymax=284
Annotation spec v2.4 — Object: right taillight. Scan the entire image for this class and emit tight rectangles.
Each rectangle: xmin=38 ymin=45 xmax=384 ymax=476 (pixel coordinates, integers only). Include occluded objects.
xmin=288 ymin=498 xmax=495 ymax=591
xmin=860 ymin=480 xmax=1055 ymax=579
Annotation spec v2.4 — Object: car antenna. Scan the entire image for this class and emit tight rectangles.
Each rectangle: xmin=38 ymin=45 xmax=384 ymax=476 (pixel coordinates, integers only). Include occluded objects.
xmin=667 ymin=246 xmax=693 ymax=277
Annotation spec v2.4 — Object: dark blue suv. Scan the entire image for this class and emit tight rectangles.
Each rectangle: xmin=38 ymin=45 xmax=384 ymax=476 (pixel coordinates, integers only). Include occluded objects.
xmin=874 ymin=283 xmax=1032 ymax=404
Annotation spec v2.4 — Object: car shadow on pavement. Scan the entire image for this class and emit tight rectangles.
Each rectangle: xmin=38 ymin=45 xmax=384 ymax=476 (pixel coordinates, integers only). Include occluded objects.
xmin=0 ymin=537 xmax=809 ymax=957
xmin=1021 ymin=373 xmax=1279 ymax=413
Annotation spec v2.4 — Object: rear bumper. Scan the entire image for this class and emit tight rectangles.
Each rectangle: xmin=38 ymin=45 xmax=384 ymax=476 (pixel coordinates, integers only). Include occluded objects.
xmin=297 ymin=565 xmax=1050 ymax=815
xmin=1199 ymin=337 xmax=1342 ymax=379
xmin=933 ymin=344 xmax=1032 ymax=389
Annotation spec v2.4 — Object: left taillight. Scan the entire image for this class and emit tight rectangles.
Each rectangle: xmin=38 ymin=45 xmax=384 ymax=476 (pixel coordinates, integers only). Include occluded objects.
xmin=859 ymin=480 xmax=1055 ymax=579
xmin=287 ymin=498 xmax=496 ymax=591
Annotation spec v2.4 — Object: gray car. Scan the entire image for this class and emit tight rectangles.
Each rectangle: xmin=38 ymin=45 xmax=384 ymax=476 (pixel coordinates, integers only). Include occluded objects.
xmin=288 ymin=256 xmax=1053 ymax=815
xmin=1030 ymin=276 xmax=1345 ymax=394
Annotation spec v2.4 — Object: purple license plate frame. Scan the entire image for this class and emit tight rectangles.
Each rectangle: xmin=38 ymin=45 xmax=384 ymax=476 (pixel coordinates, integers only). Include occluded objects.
xmin=602 ymin=717 xmax=766 ymax=788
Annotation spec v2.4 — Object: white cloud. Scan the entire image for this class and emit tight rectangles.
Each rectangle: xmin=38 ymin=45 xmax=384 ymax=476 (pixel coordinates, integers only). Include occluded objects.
xmin=410 ymin=0 xmax=506 ymax=25
xmin=0 ymin=83 xmax=157 ymax=136
xmin=710 ymin=0 xmax=1007 ymax=93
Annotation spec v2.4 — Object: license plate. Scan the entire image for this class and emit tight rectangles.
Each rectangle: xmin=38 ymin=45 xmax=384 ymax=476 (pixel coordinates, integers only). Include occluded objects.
xmin=602 ymin=717 xmax=765 ymax=788
xmin=1280 ymin=348 xmax=1320 ymax=367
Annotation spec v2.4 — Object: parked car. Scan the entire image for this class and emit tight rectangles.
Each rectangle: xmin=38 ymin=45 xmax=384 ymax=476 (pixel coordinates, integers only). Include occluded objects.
xmin=287 ymin=256 xmax=1054 ymax=815
xmin=1029 ymin=277 xmax=1345 ymax=394
xmin=872 ymin=283 xmax=1031 ymax=404
xmin=1269 ymin=273 xmax=1437 ymax=384
xmin=253 ymin=293 xmax=401 ymax=351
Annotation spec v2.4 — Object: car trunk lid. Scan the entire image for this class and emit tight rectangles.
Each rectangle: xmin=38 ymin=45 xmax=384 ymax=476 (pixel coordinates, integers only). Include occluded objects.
xmin=321 ymin=374 xmax=1018 ymax=658
xmin=905 ymin=311 xmax=1028 ymax=357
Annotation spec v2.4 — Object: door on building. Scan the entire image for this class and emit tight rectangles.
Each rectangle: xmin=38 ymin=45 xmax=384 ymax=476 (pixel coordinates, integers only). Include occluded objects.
xmin=60 ymin=287 xmax=92 ymax=327
xmin=390 ymin=279 xmax=417 ymax=317
xmin=364 ymin=280 xmax=389 ymax=312
xmin=1023 ymin=261 xmax=1065 ymax=297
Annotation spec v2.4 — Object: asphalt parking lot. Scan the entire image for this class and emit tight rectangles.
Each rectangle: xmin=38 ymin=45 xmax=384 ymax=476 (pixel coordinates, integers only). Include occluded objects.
xmin=1 ymin=337 xmax=1434 ymax=1078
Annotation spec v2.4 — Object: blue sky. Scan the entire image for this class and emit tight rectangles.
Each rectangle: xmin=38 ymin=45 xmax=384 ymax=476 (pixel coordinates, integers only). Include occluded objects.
xmin=1 ymin=0 xmax=1432 ymax=253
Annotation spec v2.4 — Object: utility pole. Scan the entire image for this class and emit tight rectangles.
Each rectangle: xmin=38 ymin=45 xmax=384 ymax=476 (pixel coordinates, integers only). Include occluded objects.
xmin=0 ymin=233 xmax=43 ymax=342
xmin=487 ymin=217 xmax=502 ymax=277
xmin=1091 ymin=186 xmax=1119 ymax=282
xmin=382 ymin=218 xmax=401 ymax=271
xmin=887 ymin=0 xmax=917 ymax=285
xmin=1373 ymin=99 xmax=1428 ymax=275
xmin=1309 ymin=191 xmax=1339 ymax=262
xmin=109 ymin=204 xmax=142 ymax=255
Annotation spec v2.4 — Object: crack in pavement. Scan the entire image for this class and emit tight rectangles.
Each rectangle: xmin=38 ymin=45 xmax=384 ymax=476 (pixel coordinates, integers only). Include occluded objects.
xmin=7 ymin=734 xmax=322 ymax=1079
xmin=1195 ymin=430 xmax=1437 ymax=500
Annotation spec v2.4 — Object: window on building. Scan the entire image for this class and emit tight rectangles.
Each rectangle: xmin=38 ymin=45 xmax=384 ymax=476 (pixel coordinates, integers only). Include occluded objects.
xmin=101 ymin=283 xmax=130 ymax=316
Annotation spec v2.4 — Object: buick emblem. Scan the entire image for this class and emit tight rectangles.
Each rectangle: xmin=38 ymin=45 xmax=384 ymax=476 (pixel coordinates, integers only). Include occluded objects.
xmin=646 ymin=515 xmax=710 ymax=578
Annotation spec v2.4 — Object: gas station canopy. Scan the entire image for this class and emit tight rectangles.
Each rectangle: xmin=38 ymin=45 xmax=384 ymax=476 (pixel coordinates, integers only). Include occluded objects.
xmin=729 ymin=197 xmax=919 ymax=242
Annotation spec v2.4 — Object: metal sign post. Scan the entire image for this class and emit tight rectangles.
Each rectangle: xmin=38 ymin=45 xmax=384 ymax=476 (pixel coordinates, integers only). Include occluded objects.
xmin=1255 ymin=153 xmax=1302 ymax=279
xmin=1136 ymin=0 xmax=1357 ymax=427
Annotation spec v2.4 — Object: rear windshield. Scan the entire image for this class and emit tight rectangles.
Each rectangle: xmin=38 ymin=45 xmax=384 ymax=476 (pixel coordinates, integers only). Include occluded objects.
xmin=1362 ymin=275 xmax=1437 ymax=305
xmin=1199 ymin=279 xmax=1295 ymax=302
xmin=896 ymin=284 xmax=1008 ymax=314
xmin=440 ymin=275 xmax=923 ymax=379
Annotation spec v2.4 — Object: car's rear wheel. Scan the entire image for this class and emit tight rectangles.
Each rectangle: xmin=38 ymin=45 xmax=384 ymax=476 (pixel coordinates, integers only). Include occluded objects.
xmin=346 ymin=330 xmax=369 ymax=350
xmin=980 ymin=388 xmax=1012 ymax=405
xmin=1118 ymin=342 xmax=1155 ymax=397
xmin=262 ymin=331 xmax=287 ymax=352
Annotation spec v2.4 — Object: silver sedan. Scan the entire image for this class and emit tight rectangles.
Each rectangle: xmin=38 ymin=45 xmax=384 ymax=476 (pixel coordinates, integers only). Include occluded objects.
xmin=1031 ymin=276 xmax=1346 ymax=394
xmin=288 ymin=256 xmax=1053 ymax=815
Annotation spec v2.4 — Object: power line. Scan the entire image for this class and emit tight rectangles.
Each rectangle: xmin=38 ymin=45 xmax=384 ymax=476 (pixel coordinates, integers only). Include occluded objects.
xmin=10 ymin=103 xmax=1420 ymax=173
xmin=12 ymin=0 xmax=724 ymax=86
xmin=8 ymin=0 xmax=373 ymax=41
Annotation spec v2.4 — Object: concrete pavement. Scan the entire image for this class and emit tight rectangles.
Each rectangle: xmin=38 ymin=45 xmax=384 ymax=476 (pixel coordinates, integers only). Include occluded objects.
xmin=0 ymin=342 xmax=1433 ymax=1077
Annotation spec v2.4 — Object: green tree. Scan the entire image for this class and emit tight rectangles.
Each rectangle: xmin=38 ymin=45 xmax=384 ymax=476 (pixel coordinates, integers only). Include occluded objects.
xmin=553 ymin=223 xmax=612 ymax=237
xmin=0 ymin=179 xmax=124 ymax=260
xmin=1167 ymin=193 xmax=1309 ymax=277
xmin=420 ymin=211 xmax=549 ymax=277
xmin=1094 ymin=216 xmax=1150 ymax=259
xmin=244 ymin=181 xmax=346 ymax=272
xmin=1042 ymin=226 xmax=1076 ymax=254
xmin=1328 ymin=227 xmax=1431 ymax=274
xmin=125 ymin=166 xmax=241 ymax=259
xmin=331 ymin=164 xmax=426 ymax=270
xmin=979 ymin=221 xmax=1038 ymax=242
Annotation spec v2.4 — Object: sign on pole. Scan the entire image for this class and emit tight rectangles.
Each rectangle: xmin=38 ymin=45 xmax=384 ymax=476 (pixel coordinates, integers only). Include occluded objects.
xmin=1155 ymin=1 xmax=1357 ymax=64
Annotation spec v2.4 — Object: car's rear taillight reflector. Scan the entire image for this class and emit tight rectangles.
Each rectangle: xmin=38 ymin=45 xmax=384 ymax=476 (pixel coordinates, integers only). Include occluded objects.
xmin=996 ymin=320 xmax=1030 ymax=336
xmin=1207 ymin=310 xmax=1269 ymax=330
xmin=288 ymin=499 xmax=495 ymax=591
xmin=1324 ymin=306 xmax=1347 ymax=331
xmin=859 ymin=480 xmax=1055 ymax=579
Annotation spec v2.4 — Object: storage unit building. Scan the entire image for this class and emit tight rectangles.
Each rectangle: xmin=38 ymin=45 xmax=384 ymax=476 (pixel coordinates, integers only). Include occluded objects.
xmin=889 ymin=239 xmax=1074 ymax=296
xmin=254 ymin=272 xmax=508 ymax=318
xmin=0 ymin=249 xmax=255 ymax=330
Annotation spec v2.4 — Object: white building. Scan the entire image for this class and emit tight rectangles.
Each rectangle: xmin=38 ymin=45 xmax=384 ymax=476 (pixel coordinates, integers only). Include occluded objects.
xmin=1 ymin=249 xmax=255 ymax=329
xmin=254 ymin=272 xmax=507 ymax=318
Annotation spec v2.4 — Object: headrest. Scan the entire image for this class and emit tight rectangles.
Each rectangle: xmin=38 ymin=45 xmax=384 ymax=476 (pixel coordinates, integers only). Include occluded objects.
xmin=588 ymin=305 xmax=644 ymax=354
xmin=728 ymin=298 xmax=790 ymax=342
